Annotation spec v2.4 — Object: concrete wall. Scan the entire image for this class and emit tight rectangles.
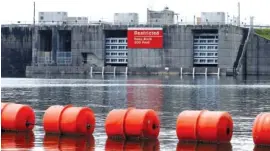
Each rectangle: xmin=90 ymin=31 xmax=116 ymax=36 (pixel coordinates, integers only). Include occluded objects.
xmin=163 ymin=25 xmax=193 ymax=68
xmin=128 ymin=25 xmax=244 ymax=69
xmin=32 ymin=25 xmax=105 ymax=67
xmin=2 ymin=24 xmax=247 ymax=76
xmin=245 ymin=33 xmax=270 ymax=75
xmin=71 ymin=26 xmax=105 ymax=66
xmin=114 ymin=13 xmax=139 ymax=25
xmin=147 ymin=8 xmax=174 ymax=25
xmin=218 ymin=25 xmax=244 ymax=68
xmin=1 ymin=25 xmax=32 ymax=76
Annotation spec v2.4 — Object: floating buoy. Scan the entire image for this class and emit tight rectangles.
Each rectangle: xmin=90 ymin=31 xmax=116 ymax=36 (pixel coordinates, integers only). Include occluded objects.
xmin=43 ymin=105 xmax=95 ymax=135
xmin=1 ymin=102 xmax=9 ymax=113
xmin=105 ymin=139 xmax=160 ymax=151
xmin=176 ymin=110 xmax=233 ymax=143
xmin=1 ymin=131 xmax=34 ymax=150
xmin=176 ymin=142 xmax=232 ymax=151
xmin=105 ymin=108 xmax=160 ymax=139
xmin=252 ymin=113 xmax=270 ymax=146
xmin=1 ymin=103 xmax=35 ymax=131
xmin=43 ymin=134 xmax=95 ymax=151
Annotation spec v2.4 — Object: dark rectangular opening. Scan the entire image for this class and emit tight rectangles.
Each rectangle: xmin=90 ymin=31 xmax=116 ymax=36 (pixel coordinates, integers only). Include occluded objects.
xmin=106 ymin=63 xmax=128 ymax=67
xmin=193 ymin=29 xmax=218 ymax=34
xmin=81 ymin=53 xmax=87 ymax=64
xmin=58 ymin=30 xmax=71 ymax=52
xmin=105 ymin=30 xmax=127 ymax=38
xmin=39 ymin=30 xmax=52 ymax=52
xmin=193 ymin=64 xmax=218 ymax=67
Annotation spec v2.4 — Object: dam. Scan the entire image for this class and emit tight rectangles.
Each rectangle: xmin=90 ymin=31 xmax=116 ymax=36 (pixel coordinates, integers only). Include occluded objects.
xmin=1 ymin=9 xmax=270 ymax=76
xmin=1 ymin=24 xmax=247 ymax=76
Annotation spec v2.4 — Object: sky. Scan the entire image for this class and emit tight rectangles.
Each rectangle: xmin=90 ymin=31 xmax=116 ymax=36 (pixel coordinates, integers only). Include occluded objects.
xmin=0 ymin=0 xmax=270 ymax=25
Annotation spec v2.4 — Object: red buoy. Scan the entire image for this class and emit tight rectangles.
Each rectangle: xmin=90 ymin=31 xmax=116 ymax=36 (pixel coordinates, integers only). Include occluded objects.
xmin=105 ymin=108 xmax=160 ymax=139
xmin=43 ymin=105 xmax=95 ymax=135
xmin=1 ymin=102 xmax=9 ymax=113
xmin=252 ymin=113 xmax=270 ymax=146
xmin=1 ymin=103 xmax=35 ymax=131
xmin=176 ymin=110 xmax=233 ymax=143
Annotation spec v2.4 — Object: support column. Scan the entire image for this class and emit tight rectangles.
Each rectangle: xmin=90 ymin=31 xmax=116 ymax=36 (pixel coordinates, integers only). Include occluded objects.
xmin=71 ymin=28 xmax=78 ymax=66
xmin=32 ymin=27 xmax=39 ymax=65
xmin=52 ymin=27 xmax=58 ymax=65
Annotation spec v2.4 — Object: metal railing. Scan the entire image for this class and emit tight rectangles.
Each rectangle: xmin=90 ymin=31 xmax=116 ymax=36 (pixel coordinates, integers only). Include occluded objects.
xmin=2 ymin=20 xmax=270 ymax=28
xmin=37 ymin=51 xmax=53 ymax=65
xmin=56 ymin=52 xmax=72 ymax=65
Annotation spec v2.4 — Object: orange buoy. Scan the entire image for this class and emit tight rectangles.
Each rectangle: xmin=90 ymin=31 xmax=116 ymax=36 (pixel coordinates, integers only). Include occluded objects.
xmin=105 ymin=108 xmax=130 ymax=138
xmin=43 ymin=134 xmax=95 ymax=151
xmin=176 ymin=110 xmax=233 ymax=143
xmin=1 ymin=131 xmax=34 ymax=150
xmin=1 ymin=102 xmax=9 ymax=113
xmin=176 ymin=142 xmax=232 ymax=151
xmin=252 ymin=113 xmax=270 ymax=146
xmin=1 ymin=103 xmax=35 ymax=131
xmin=43 ymin=105 xmax=95 ymax=135
xmin=105 ymin=108 xmax=160 ymax=139
xmin=105 ymin=139 xmax=160 ymax=151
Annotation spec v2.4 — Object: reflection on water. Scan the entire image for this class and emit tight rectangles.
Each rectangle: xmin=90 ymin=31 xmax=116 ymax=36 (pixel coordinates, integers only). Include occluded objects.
xmin=43 ymin=134 xmax=95 ymax=151
xmin=1 ymin=131 xmax=34 ymax=150
xmin=1 ymin=75 xmax=270 ymax=150
xmin=253 ymin=146 xmax=270 ymax=151
xmin=176 ymin=142 xmax=232 ymax=151
xmin=127 ymin=79 xmax=163 ymax=111
xmin=105 ymin=139 xmax=160 ymax=151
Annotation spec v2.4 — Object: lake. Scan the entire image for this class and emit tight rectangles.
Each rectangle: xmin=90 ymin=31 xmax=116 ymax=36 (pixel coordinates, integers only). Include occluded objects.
xmin=1 ymin=75 xmax=270 ymax=151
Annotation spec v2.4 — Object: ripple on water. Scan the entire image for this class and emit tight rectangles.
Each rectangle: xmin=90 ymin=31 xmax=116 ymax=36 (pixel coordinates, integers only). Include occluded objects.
xmin=1 ymin=76 xmax=270 ymax=151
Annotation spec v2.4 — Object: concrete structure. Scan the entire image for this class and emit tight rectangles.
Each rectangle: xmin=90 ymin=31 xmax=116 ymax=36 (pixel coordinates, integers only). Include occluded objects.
xmin=39 ymin=12 xmax=68 ymax=24
xmin=147 ymin=7 xmax=174 ymax=25
xmin=244 ymin=33 xmax=270 ymax=75
xmin=31 ymin=25 xmax=104 ymax=67
xmin=196 ymin=17 xmax=202 ymax=25
xmin=22 ymin=24 xmax=245 ymax=76
xmin=2 ymin=8 xmax=270 ymax=77
xmin=231 ymin=16 xmax=238 ymax=26
xmin=237 ymin=2 xmax=241 ymax=26
xmin=3 ymin=23 xmax=270 ymax=77
xmin=89 ymin=21 xmax=112 ymax=25
xmin=201 ymin=12 xmax=226 ymax=25
xmin=114 ymin=13 xmax=139 ymax=25
xmin=67 ymin=17 xmax=88 ymax=25
xmin=1 ymin=25 xmax=32 ymax=76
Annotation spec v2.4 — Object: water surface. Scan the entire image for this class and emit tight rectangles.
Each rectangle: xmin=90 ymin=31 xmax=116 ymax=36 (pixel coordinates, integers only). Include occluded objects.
xmin=1 ymin=75 xmax=270 ymax=151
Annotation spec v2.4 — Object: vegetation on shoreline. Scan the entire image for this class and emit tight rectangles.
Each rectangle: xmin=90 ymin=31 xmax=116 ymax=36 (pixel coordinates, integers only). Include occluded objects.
xmin=255 ymin=29 xmax=270 ymax=40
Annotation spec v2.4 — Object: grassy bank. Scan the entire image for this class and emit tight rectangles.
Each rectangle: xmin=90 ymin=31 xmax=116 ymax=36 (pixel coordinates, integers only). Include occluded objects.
xmin=255 ymin=29 xmax=270 ymax=40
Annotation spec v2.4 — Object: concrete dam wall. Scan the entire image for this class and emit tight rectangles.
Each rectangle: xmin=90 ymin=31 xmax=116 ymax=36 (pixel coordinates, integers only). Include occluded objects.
xmin=244 ymin=33 xmax=270 ymax=75
xmin=3 ymin=24 xmax=264 ymax=76
xmin=1 ymin=25 xmax=32 ymax=77
xmin=26 ymin=24 xmax=245 ymax=76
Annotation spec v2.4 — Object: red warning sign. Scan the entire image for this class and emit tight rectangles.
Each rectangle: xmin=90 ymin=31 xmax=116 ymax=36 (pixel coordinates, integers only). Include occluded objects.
xmin=127 ymin=28 xmax=163 ymax=49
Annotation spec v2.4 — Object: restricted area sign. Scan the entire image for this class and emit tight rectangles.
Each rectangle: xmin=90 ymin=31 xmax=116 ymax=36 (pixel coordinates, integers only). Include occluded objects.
xmin=127 ymin=28 xmax=163 ymax=49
